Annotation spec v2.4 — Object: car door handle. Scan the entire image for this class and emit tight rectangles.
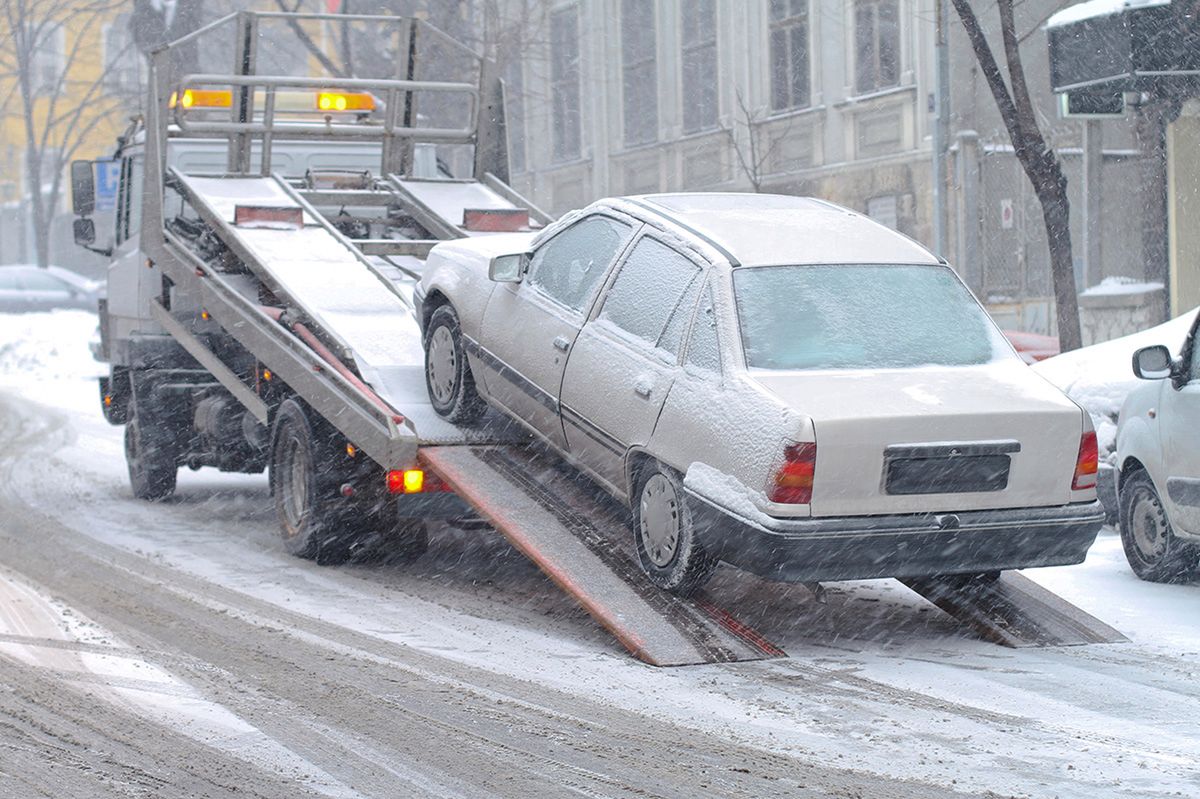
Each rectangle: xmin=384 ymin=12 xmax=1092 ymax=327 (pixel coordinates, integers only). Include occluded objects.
xmin=553 ymin=336 xmax=570 ymax=352
xmin=634 ymin=378 xmax=653 ymax=399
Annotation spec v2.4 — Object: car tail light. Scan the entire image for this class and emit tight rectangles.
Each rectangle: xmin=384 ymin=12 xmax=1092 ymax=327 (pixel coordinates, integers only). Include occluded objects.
xmin=1071 ymin=431 xmax=1098 ymax=491
xmin=769 ymin=442 xmax=817 ymax=505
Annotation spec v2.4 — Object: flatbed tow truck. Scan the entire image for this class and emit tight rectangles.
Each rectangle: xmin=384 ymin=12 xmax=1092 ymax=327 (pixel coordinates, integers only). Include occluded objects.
xmin=72 ymin=11 xmax=1124 ymax=666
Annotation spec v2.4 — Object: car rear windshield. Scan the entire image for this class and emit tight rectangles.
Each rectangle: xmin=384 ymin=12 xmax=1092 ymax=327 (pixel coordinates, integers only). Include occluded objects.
xmin=733 ymin=264 xmax=1006 ymax=370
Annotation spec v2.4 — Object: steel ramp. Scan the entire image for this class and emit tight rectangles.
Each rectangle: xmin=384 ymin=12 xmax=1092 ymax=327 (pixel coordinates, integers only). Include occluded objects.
xmin=902 ymin=572 xmax=1128 ymax=647
xmin=420 ymin=445 xmax=785 ymax=667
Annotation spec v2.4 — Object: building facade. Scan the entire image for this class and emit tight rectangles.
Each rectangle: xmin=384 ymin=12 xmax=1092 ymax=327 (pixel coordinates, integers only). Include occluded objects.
xmin=499 ymin=0 xmax=1155 ymax=335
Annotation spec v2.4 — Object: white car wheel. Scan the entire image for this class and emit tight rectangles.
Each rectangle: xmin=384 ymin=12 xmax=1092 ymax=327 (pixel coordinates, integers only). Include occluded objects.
xmin=1119 ymin=470 xmax=1199 ymax=583
xmin=633 ymin=464 xmax=716 ymax=596
xmin=423 ymin=304 xmax=487 ymax=425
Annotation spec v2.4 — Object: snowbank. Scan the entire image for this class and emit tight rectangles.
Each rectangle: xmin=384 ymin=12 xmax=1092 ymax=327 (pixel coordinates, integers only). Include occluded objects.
xmin=0 ymin=310 xmax=105 ymax=383
xmin=1080 ymin=276 xmax=1164 ymax=297
xmin=1032 ymin=307 xmax=1196 ymax=460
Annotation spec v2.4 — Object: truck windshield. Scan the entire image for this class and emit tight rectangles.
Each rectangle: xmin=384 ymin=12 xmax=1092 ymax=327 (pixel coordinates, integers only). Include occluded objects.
xmin=733 ymin=264 xmax=1008 ymax=370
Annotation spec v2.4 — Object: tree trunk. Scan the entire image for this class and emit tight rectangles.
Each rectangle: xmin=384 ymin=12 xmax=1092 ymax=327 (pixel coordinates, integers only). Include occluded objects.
xmin=951 ymin=0 xmax=1083 ymax=351
xmin=1034 ymin=172 xmax=1082 ymax=351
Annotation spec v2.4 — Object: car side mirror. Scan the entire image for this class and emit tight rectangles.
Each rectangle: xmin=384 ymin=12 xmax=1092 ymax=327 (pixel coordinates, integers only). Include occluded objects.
xmin=1132 ymin=345 xmax=1173 ymax=380
xmin=71 ymin=160 xmax=95 ymax=217
xmin=73 ymin=217 xmax=96 ymax=246
xmin=488 ymin=252 xmax=527 ymax=283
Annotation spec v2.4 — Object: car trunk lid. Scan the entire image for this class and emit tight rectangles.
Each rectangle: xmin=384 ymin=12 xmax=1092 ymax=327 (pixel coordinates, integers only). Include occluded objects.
xmin=752 ymin=361 xmax=1083 ymax=517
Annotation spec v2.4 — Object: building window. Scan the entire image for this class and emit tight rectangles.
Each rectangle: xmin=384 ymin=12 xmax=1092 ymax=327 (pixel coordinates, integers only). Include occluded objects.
xmin=681 ymin=0 xmax=718 ymax=134
xmin=550 ymin=5 xmax=582 ymax=162
xmin=621 ymin=0 xmax=657 ymax=146
xmin=855 ymin=0 xmax=900 ymax=94
xmin=769 ymin=0 xmax=810 ymax=111
xmin=504 ymin=59 xmax=526 ymax=174
xmin=32 ymin=23 xmax=64 ymax=96
xmin=104 ymin=15 xmax=142 ymax=96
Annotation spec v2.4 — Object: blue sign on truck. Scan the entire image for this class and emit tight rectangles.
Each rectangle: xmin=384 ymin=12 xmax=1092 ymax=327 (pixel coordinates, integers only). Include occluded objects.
xmin=94 ymin=159 xmax=120 ymax=212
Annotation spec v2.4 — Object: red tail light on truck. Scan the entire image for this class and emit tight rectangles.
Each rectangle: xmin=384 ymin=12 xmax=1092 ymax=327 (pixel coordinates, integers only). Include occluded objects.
xmin=769 ymin=442 xmax=817 ymax=505
xmin=1071 ymin=431 xmax=1099 ymax=491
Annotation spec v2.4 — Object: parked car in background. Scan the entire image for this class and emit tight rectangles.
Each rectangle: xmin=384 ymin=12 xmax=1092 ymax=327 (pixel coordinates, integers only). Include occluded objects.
xmin=0 ymin=264 xmax=102 ymax=313
xmin=1115 ymin=309 xmax=1200 ymax=582
xmin=415 ymin=193 xmax=1105 ymax=595
xmin=1003 ymin=330 xmax=1061 ymax=364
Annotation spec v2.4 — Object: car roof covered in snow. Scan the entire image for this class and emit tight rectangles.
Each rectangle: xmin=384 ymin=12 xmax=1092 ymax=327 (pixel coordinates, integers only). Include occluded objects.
xmin=617 ymin=192 xmax=940 ymax=268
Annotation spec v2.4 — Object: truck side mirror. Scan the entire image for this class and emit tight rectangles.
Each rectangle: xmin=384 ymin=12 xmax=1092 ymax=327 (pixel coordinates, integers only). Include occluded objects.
xmin=488 ymin=252 xmax=528 ymax=283
xmin=1132 ymin=345 xmax=1173 ymax=380
xmin=73 ymin=217 xmax=96 ymax=246
xmin=71 ymin=160 xmax=95 ymax=217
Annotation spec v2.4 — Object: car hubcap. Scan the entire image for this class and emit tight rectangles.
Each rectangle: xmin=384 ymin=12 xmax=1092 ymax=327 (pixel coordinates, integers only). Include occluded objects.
xmin=281 ymin=434 xmax=308 ymax=534
xmin=1130 ymin=490 xmax=1167 ymax=563
xmin=427 ymin=326 xmax=458 ymax=405
xmin=640 ymin=474 xmax=680 ymax=567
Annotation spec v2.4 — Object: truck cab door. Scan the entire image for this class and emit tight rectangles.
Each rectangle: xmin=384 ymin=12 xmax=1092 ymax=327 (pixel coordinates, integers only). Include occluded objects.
xmin=1160 ymin=315 xmax=1200 ymax=535
xmin=479 ymin=213 xmax=635 ymax=448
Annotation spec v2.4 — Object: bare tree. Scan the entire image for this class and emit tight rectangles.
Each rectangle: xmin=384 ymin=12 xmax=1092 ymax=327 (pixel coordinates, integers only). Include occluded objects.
xmin=952 ymin=0 xmax=1082 ymax=351
xmin=725 ymin=89 xmax=792 ymax=193
xmin=0 ymin=0 xmax=139 ymax=268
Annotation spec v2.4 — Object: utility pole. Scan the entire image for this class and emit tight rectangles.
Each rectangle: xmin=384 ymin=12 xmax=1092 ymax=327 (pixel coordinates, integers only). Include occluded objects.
xmin=932 ymin=0 xmax=951 ymax=259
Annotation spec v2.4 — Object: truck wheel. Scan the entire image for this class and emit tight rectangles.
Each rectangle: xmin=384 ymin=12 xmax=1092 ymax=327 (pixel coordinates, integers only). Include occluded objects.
xmin=1119 ymin=470 xmax=1200 ymax=583
xmin=269 ymin=400 xmax=356 ymax=565
xmin=424 ymin=304 xmax=486 ymax=425
xmin=125 ymin=400 xmax=178 ymax=501
xmin=632 ymin=464 xmax=716 ymax=596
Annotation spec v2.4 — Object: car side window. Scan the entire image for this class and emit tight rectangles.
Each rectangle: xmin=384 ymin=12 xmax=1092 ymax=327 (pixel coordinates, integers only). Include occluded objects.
xmin=598 ymin=236 xmax=702 ymax=353
xmin=526 ymin=215 xmax=632 ymax=312
xmin=20 ymin=271 xmax=68 ymax=292
xmin=685 ymin=282 xmax=721 ymax=374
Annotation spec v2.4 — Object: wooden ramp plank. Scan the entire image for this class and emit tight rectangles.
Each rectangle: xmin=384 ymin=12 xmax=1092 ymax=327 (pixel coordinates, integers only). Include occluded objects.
xmin=902 ymin=571 xmax=1128 ymax=648
xmin=420 ymin=445 xmax=784 ymax=667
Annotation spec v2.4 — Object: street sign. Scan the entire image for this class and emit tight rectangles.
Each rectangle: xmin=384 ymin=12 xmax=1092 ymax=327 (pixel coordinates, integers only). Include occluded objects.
xmin=94 ymin=159 xmax=121 ymax=213
xmin=1059 ymin=91 xmax=1125 ymax=119
xmin=1000 ymin=198 xmax=1014 ymax=230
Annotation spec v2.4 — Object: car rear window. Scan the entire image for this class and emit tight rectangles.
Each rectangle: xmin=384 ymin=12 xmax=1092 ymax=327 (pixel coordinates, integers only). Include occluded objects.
xmin=733 ymin=264 xmax=1007 ymax=370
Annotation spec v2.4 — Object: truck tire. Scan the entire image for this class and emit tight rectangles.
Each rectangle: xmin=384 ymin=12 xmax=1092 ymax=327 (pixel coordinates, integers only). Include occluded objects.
xmin=424 ymin=304 xmax=487 ymax=425
xmin=125 ymin=399 xmax=179 ymax=501
xmin=1119 ymin=469 xmax=1200 ymax=583
xmin=269 ymin=399 xmax=358 ymax=564
xmin=632 ymin=463 xmax=716 ymax=596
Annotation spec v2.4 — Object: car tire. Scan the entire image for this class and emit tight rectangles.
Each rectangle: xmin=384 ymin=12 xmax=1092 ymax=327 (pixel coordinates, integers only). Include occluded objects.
xmin=632 ymin=464 xmax=716 ymax=596
xmin=1119 ymin=469 xmax=1200 ymax=583
xmin=424 ymin=304 xmax=487 ymax=425
xmin=269 ymin=400 xmax=358 ymax=565
xmin=125 ymin=399 xmax=179 ymax=501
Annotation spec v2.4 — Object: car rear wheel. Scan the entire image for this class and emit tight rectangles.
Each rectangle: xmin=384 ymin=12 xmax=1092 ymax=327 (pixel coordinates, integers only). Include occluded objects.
xmin=1119 ymin=470 xmax=1200 ymax=583
xmin=424 ymin=304 xmax=487 ymax=425
xmin=633 ymin=464 xmax=716 ymax=596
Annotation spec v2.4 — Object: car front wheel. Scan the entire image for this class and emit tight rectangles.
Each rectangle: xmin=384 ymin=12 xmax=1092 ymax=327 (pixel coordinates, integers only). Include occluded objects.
xmin=632 ymin=464 xmax=716 ymax=596
xmin=424 ymin=304 xmax=486 ymax=425
xmin=1119 ymin=469 xmax=1200 ymax=583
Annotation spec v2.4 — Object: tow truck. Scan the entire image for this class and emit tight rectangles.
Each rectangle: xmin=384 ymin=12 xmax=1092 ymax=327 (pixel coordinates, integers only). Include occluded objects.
xmin=71 ymin=11 xmax=1125 ymax=666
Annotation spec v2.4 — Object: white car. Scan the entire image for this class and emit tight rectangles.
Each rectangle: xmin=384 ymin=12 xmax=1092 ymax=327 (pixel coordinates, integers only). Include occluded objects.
xmin=1115 ymin=311 xmax=1200 ymax=582
xmin=415 ymin=194 xmax=1104 ymax=595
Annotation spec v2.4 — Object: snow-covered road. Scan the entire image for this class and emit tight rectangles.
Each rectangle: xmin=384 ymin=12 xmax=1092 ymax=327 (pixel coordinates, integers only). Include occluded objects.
xmin=2 ymin=311 xmax=1200 ymax=798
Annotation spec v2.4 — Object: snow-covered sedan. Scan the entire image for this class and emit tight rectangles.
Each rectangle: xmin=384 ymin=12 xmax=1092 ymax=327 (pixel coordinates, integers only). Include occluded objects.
xmin=414 ymin=194 xmax=1105 ymax=594
xmin=1115 ymin=310 xmax=1200 ymax=582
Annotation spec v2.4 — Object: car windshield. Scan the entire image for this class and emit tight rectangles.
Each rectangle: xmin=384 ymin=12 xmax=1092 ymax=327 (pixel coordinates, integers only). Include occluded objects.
xmin=733 ymin=264 xmax=1008 ymax=370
